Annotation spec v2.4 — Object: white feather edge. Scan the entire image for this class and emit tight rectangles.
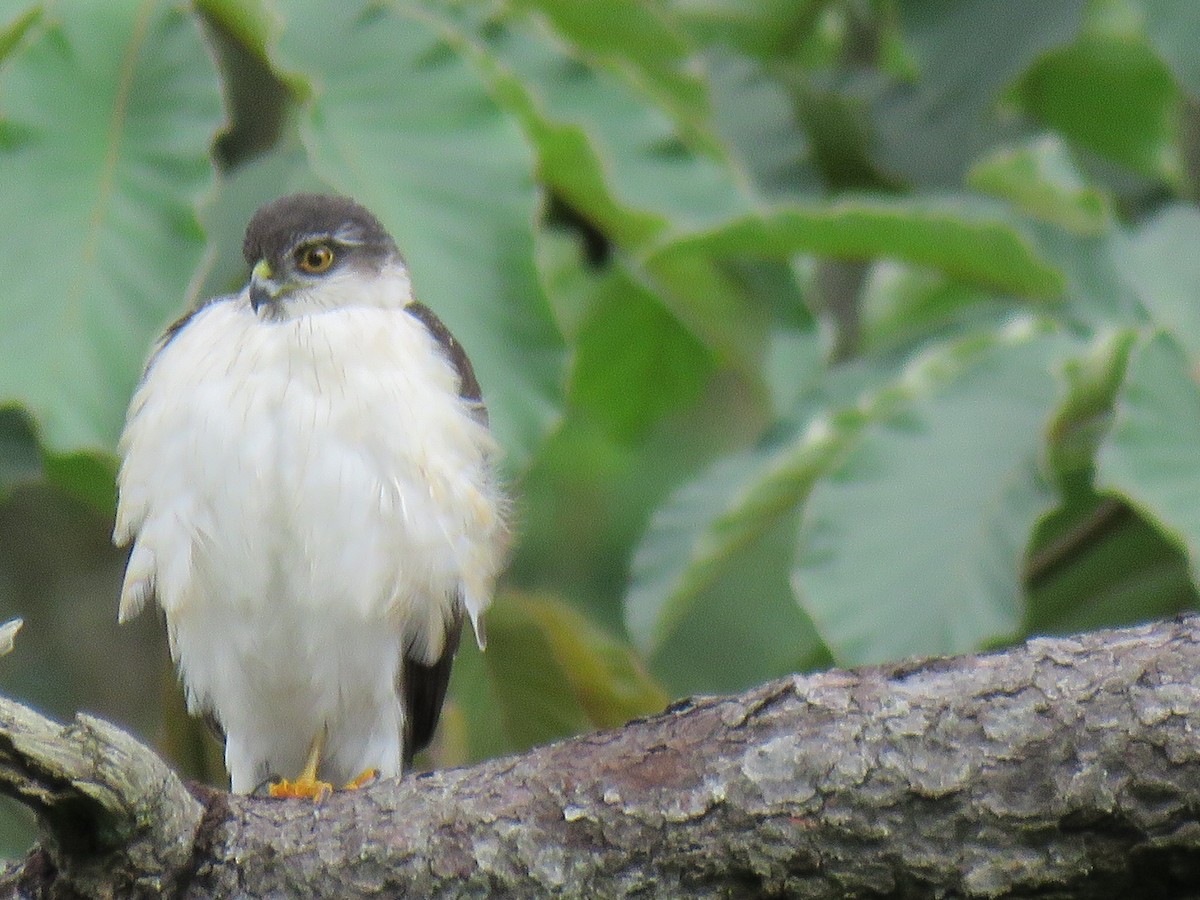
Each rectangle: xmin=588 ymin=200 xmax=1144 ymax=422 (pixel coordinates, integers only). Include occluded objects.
xmin=0 ymin=618 xmax=22 ymax=656
xmin=118 ymin=543 xmax=155 ymax=623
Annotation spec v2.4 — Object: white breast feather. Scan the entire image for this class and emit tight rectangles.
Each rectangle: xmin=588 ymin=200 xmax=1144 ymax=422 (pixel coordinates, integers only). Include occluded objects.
xmin=114 ymin=273 xmax=505 ymax=791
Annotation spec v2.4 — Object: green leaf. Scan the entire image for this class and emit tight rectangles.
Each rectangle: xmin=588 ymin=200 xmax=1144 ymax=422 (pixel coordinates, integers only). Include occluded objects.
xmin=674 ymin=0 xmax=825 ymax=60
xmin=271 ymin=0 xmax=566 ymax=468
xmin=627 ymin=446 xmax=794 ymax=653
xmin=967 ymin=136 xmax=1112 ymax=234
xmin=534 ymin=227 xmax=602 ymax=342
xmin=858 ymin=262 xmax=1003 ymax=357
xmin=485 ymin=592 xmax=666 ymax=749
xmin=41 ymin=452 xmax=116 ymax=516
xmin=1026 ymin=223 xmax=1138 ymax=326
xmin=872 ymin=0 xmax=1086 ymax=186
xmin=628 ymin=328 xmax=1067 ymax=677
xmin=795 ymin=330 xmax=1066 ymax=665
xmin=700 ymin=49 xmax=821 ymax=200
xmin=653 ymin=196 xmax=1066 ymax=298
xmin=1096 ymin=331 xmax=1200 ymax=580
xmin=194 ymin=0 xmax=274 ymax=63
xmin=1046 ymin=328 xmax=1135 ymax=479
xmin=1143 ymin=0 xmax=1200 ymax=98
xmin=570 ymin=264 xmax=714 ymax=443
xmin=627 ymin=359 xmax=897 ymax=656
xmin=510 ymin=390 xmax=756 ymax=642
xmin=1121 ymin=204 xmax=1200 ymax=359
xmin=460 ymin=16 xmax=770 ymax=371
xmin=737 ymin=257 xmax=822 ymax=418
xmin=0 ymin=4 xmax=39 ymax=64
xmin=510 ymin=0 xmax=714 ymax=147
xmin=484 ymin=599 xmax=591 ymax=750
xmin=0 ymin=1 xmax=224 ymax=454
xmin=481 ymin=17 xmax=753 ymax=243
xmin=516 ymin=593 xmax=667 ymax=726
xmin=1027 ymin=490 xmax=1196 ymax=636
xmin=1018 ymin=35 xmax=1182 ymax=182
xmin=442 ymin=636 xmax=513 ymax=765
xmin=647 ymin=502 xmax=831 ymax=695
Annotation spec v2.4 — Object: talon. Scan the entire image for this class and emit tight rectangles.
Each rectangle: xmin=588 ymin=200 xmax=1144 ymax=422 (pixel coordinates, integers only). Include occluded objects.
xmin=269 ymin=776 xmax=333 ymax=803
xmin=344 ymin=768 xmax=379 ymax=791
xmin=268 ymin=727 xmax=331 ymax=802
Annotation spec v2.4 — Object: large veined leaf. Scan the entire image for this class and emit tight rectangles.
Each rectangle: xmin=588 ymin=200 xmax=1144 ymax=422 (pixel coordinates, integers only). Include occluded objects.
xmin=0 ymin=2 xmax=223 ymax=455
xmin=1142 ymin=0 xmax=1200 ymax=98
xmin=266 ymin=0 xmax=565 ymax=468
xmin=446 ymin=10 xmax=815 ymax=387
xmin=626 ymin=355 xmax=905 ymax=657
xmin=652 ymin=196 xmax=1066 ymax=298
xmin=872 ymin=0 xmax=1086 ymax=186
xmin=510 ymin=0 xmax=715 ymax=146
xmin=701 ymin=48 xmax=821 ymax=201
xmin=1018 ymin=35 xmax=1182 ymax=183
xmin=967 ymin=136 xmax=1112 ymax=235
xmin=1097 ymin=331 xmax=1200 ymax=582
xmin=794 ymin=328 xmax=1067 ymax=665
xmin=627 ymin=446 xmax=795 ymax=653
xmin=1120 ymin=204 xmax=1200 ymax=360
xmin=569 ymin=262 xmax=714 ymax=443
xmin=1026 ymin=488 xmax=1196 ymax=637
xmin=641 ymin=486 xmax=830 ymax=696
xmin=626 ymin=325 xmax=1067 ymax=670
xmin=418 ymin=8 xmax=780 ymax=376
xmin=1026 ymin=223 xmax=1138 ymax=327
xmin=857 ymin=262 xmax=1003 ymax=358
xmin=479 ymin=16 xmax=753 ymax=244
xmin=467 ymin=15 xmax=768 ymax=370
xmin=484 ymin=592 xmax=667 ymax=750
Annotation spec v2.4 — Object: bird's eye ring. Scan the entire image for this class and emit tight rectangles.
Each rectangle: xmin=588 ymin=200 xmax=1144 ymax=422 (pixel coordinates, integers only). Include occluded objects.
xmin=297 ymin=243 xmax=335 ymax=274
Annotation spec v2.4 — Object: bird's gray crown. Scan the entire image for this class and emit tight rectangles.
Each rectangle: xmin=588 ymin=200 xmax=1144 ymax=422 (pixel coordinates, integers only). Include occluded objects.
xmin=242 ymin=194 xmax=396 ymax=269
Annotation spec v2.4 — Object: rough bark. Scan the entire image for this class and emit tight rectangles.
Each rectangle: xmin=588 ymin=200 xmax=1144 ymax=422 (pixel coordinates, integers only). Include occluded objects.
xmin=2 ymin=615 xmax=1200 ymax=898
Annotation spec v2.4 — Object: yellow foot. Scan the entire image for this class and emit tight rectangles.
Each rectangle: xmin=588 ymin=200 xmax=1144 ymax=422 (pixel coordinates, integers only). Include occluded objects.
xmin=343 ymin=768 xmax=379 ymax=791
xmin=269 ymin=776 xmax=334 ymax=803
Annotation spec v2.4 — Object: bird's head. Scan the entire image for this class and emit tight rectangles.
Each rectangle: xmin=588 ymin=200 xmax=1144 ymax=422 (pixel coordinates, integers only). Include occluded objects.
xmin=241 ymin=193 xmax=408 ymax=318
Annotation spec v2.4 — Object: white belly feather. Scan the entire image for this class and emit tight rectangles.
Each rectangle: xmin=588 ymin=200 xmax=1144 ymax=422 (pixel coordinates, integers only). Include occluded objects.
xmin=114 ymin=295 xmax=503 ymax=791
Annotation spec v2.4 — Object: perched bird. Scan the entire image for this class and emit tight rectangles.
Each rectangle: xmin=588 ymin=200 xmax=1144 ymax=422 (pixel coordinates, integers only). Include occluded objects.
xmin=114 ymin=194 xmax=508 ymax=799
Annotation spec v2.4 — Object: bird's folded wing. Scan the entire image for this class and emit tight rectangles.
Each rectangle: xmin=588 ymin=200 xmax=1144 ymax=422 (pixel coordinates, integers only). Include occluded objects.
xmin=401 ymin=606 xmax=463 ymax=766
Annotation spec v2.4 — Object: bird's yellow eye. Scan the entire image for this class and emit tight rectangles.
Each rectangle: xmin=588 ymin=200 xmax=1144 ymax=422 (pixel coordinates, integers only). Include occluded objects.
xmin=297 ymin=243 xmax=335 ymax=274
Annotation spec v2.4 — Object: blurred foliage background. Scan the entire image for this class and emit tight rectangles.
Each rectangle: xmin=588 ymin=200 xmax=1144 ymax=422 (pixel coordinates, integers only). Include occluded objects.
xmin=2 ymin=0 xmax=1200 ymax=854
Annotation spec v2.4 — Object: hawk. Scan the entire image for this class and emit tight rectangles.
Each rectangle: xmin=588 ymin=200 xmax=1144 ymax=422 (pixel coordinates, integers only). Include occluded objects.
xmin=114 ymin=194 xmax=508 ymax=798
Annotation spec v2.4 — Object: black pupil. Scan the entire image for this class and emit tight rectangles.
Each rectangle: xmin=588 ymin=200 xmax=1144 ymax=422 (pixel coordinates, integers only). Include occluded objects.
xmin=306 ymin=247 xmax=329 ymax=268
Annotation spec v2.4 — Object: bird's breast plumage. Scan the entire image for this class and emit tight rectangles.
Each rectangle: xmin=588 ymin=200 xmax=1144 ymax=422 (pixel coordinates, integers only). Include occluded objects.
xmin=114 ymin=289 xmax=504 ymax=790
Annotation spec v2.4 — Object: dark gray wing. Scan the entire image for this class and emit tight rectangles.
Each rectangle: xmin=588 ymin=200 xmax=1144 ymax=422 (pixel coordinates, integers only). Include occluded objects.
xmin=399 ymin=301 xmax=487 ymax=765
xmin=404 ymin=301 xmax=487 ymax=422
xmin=402 ymin=609 xmax=463 ymax=767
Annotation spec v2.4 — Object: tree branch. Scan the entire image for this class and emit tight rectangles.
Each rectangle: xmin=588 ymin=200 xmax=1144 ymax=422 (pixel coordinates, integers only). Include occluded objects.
xmin=0 ymin=694 xmax=202 ymax=897
xmin=3 ymin=616 xmax=1200 ymax=898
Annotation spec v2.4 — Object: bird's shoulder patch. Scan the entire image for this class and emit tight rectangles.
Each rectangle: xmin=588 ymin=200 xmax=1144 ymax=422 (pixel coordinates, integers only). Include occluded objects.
xmin=403 ymin=301 xmax=486 ymax=421
xmin=145 ymin=295 xmax=236 ymax=377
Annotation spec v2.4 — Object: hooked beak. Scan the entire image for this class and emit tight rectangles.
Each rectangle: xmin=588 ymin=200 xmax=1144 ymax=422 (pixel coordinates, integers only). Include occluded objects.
xmin=249 ymin=259 xmax=284 ymax=314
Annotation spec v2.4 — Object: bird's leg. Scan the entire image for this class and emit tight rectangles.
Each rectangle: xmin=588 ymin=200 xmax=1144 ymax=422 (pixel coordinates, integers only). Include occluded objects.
xmin=268 ymin=727 xmax=333 ymax=802
xmin=343 ymin=768 xmax=380 ymax=791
